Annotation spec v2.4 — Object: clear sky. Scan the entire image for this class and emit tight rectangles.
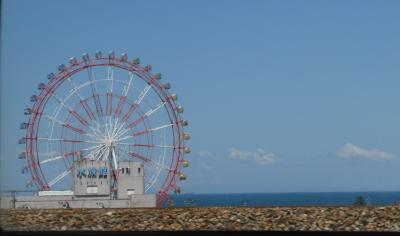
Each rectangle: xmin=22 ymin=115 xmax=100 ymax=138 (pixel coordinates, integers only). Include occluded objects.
xmin=1 ymin=0 xmax=400 ymax=193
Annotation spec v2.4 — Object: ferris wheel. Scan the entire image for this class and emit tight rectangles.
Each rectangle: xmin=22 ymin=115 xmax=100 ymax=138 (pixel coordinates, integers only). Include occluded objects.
xmin=18 ymin=51 xmax=190 ymax=204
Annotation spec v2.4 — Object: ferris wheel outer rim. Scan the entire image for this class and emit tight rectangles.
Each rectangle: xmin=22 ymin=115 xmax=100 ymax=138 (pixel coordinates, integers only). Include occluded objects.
xmin=23 ymin=55 xmax=187 ymax=199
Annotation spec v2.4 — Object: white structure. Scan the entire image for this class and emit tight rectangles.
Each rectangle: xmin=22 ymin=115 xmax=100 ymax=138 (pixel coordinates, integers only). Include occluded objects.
xmin=117 ymin=162 xmax=145 ymax=199
xmin=1 ymin=159 xmax=157 ymax=209
xmin=73 ymin=159 xmax=111 ymax=197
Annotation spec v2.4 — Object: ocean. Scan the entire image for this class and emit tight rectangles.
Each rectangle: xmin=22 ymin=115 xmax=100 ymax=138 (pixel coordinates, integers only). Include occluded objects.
xmin=168 ymin=191 xmax=400 ymax=207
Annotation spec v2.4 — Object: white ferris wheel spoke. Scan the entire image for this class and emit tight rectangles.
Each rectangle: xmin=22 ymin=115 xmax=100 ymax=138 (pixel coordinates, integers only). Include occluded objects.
xmin=122 ymin=72 xmax=135 ymax=96
xmin=116 ymin=146 xmax=172 ymax=173
xmin=48 ymin=169 xmax=72 ymax=187
xmin=108 ymin=65 xmax=115 ymax=94
xmin=66 ymin=76 xmax=85 ymax=101
xmin=145 ymin=101 xmax=166 ymax=117
xmin=112 ymin=118 xmax=127 ymax=138
xmin=40 ymin=155 xmax=65 ymax=164
xmin=39 ymin=150 xmax=81 ymax=165
xmin=126 ymin=101 xmax=166 ymax=129
xmin=117 ymin=123 xmax=174 ymax=142
xmin=136 ymin=84 xmax=152 ymax=105
xmin=86 ymin=66 xmax=99 ymax=95
xmin=115 ymin=143 xmax=176 ymax=150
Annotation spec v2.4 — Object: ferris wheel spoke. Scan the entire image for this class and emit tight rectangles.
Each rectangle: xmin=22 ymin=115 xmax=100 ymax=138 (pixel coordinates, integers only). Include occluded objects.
xmin=49 ymin=91 xmax=90 ymax=127
xmin=106 ymin=93 xmax=113 ymax=116
xmin=80 ymin=99 xmax=96 ymax=120
xmin=136 ymin=84 xmax=152 ymax=105
xmin=146 ymin=170 xmax=165 ymax=193
xmin=38 ymin=137 xmax=103 ymax=144
xmin=123 ymin=151 xmax=173 ymax=173
xmin=64 ymin=123 xmax=86 ymax=134
xmin=86 ymin=120 xmax=106 ymax=140
xmin=115 ymin=72 xmax=135 ymax=117
xmin=86 ymin=66 xmax=104 ymax=118
xmin=116 ymin=143 xmax=176 ymax=150
xmin=108 ymin=65 xmax=115 ymax=93
xmin=43 ymin=115 xmax=84 ymax=134
xmin=111 ymin=117 xmax=123 ymax=138
xmin=47 ymin=168 xmax=72 ymax=187
xmin=122 ymin=72 xmax=135 ymax=97
xmin=105 ymin=66 xmax=114 ymax=116
xmin=122 ymin=103 xmax=138 ymax=122
xmin=112 ymin=118 xmax=128 ymax=138
xmin=126 ymin=101 xmax=165 ymax=129
xmin=40 ymin=150 xmax=82 ymax=165
xmin=99 ymin=147 xmax=110 ymax=161
xmin=43 ymin=114 xmax=65 ymax=126
xmin=117 ymin=123 xmax=174 ymax=142
xmin=66 ymin=77 xmax=85 ymax=101
xmin=121 ymin=84 xmax=151 ymax=122
xmin=82 ymin=143 xmax=104 ymax=152
xmin=93 ymin=93 xmax=104 ymax=118
xmin=114 ymin=96 xmax=127 ymax=117
xmin=88 ymin=144 xmax=106 ymax=160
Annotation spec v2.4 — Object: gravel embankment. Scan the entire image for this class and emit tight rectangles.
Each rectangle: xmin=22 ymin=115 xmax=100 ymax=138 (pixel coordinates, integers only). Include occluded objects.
xmin=1 ymin=206 xmax=399 ymax=231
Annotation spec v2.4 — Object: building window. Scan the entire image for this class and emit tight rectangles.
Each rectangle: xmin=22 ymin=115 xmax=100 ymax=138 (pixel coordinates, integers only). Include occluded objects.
xmin=122 ymin=168 xmax=124 ymax=174
xmin=126 ymin=168 xmax=130 ymax=175
xmin=138 ymin=168 xmax=141 ymax=174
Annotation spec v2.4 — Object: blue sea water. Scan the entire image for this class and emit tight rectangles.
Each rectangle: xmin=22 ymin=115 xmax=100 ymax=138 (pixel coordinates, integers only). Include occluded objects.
xmin=168 ymin=192 xmax=400 ymax=207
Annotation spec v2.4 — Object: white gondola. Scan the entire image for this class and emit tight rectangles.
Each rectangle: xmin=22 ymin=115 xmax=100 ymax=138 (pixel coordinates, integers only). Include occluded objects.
xmin=18 ymin=152 xmax=26 ymax=159
xmin=95 ymin=51 xmax=102 ymax=59
xmin=30 ymin=95 xmax=38 ymax=102
xmin=24 ymin=108 xmax=32 ymax=115
xmin=144 ymin=65 xmax=152 ymax=71
xmin=120 ymin=53 xmax=128 ymax=62
xmin=20 ymin=122 xmax=29 ymax=129
xmin=154 ymin=73 xmax=162 ymax=80
xmin=174 ymin=186 xmax=181 ymax=194
xmin=21 ymin=166 xmax=29 ymax=174
xmin=180 ymin=120 xmax=188 ymax=126
xmin=183 ymin=160 xmax=189 ymax=167
xmin=162 ymin=83 xmax=171 ymax=90
xmin=47 ymin=73 xmax=55 ymax=80
xmin=170 ymin=94 xmax=178 ymax=101
xmin=183 ymin=133 xmax=191 ymax=140
xmin=108 ymin=51 xmax=115 ymax=60
xmin=18 ymin=137 xmax=27 ymax=144
xmin=179 ymin=173 xmax=186 ymax=181
xmin=184 ymin=147 xmax=191 ymax=154
xmin=58 ymin=64 xmax=66 ymax=72
xmin=82 ymin=53 xmax=90 ymax=62
xmin=132 ymin=58 xmax=140 ymax=65
xmin=69 ymin=57 xmax=78 ymax=65
xmin=38 ymin=83 xmax=46 ymax=90
xmin=176 ymin=106 xmax=184 ymax=113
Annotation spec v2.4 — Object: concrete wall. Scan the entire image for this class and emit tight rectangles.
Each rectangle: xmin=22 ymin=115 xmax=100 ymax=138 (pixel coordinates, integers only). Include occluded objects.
xmin=1 ymin=197 xmax=14 ymax=209
xmin=0 ymin=194 xmax=157 ymax=209
xmin=131 ymin=194 xmax=157 ymax=208
xmin=73 ymin=159 xmax=111 ymax=197
xmin=117 ymin=162 xmax=145 ymax=199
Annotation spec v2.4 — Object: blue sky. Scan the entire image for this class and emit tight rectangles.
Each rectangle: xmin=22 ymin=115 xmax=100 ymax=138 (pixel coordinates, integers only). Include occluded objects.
xmin=1 ymin=0 xmax=400 ymax=193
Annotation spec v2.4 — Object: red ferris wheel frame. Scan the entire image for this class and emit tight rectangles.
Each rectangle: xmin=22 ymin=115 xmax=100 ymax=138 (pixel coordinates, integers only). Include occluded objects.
xmin=22 ymin=52 xmax=189 ymax=205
